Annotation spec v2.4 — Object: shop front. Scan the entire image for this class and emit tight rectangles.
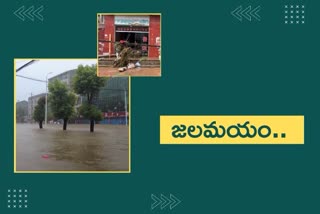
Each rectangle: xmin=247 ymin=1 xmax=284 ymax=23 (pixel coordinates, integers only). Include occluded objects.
xmin=115 ymin=25 xmax=149 ymax=56
xmin=98 ymin=14 xmax=160 ymax=58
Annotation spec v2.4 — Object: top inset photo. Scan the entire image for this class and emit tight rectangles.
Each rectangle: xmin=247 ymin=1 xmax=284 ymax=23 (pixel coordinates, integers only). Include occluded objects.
xmin=97 ymin=13 xmax=161 ymax=77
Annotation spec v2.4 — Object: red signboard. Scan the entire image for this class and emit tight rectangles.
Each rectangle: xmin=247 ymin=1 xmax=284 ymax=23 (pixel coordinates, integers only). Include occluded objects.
xmin=104 ymin=111 xmax=128 ymax=118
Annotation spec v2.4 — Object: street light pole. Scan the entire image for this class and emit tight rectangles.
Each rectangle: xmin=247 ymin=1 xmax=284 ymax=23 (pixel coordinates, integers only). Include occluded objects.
xmin=45 ymin=72 xmax=53 ymax=126
xmin=124 ymin=90 xmax=128 ymax=126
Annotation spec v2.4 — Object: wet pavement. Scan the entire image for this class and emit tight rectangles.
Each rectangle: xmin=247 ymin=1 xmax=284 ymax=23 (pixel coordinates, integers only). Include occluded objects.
xmin=98 ymin=67 xmax=161 ymax=77
xmin=16 ymin=124 xmax=129 ymax=172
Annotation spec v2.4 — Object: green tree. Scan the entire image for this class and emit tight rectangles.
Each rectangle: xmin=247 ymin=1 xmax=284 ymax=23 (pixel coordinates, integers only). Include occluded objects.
xmin=48 ymin=79 xmax=76 ymax=130
xmin=33 ymin=97 xmax=45 ymax=129
xmin=73 ymin=64 xmax=105 ymax=132
xmin=79 ymin=104 xmax=103 ymax=125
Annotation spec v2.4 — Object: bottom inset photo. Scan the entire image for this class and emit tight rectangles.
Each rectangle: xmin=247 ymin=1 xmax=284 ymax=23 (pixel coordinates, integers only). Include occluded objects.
xmin=14 ymin=59 xmax=130 ymax=173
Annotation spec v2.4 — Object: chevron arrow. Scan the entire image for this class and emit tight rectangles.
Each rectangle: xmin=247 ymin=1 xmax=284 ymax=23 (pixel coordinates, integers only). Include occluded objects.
xmin=13 ymin=6 xmax=25 ymax=21
xmin=161 ymin=194 xmax=171 ymax=209
xmin=250 ymin=5 xmax=261 ymax=21
xmin=33 ymin=6 xmax=44 ymax=21
xmin=151 ymin=194 xmax=162 ymax=210
xmin=24 ymin=6 xmax=34 ymax=21
xmin=13 ymin=5 xmax=44 ymax=21
xmin=231 ymin=5 xmax=243 ymax=21
xmin=170 ymin=194 xmax=181 ymax=210
xmin=231 ymin=5 xmax=261 ymax=22
xmin=241 ymin=6 xmax=252 ymax=21
xmin=151 ymin=193 xmax=182 ymax=210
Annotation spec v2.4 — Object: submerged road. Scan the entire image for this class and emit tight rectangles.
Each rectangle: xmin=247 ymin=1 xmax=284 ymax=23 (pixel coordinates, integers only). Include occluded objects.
xmin=16 ymin=124 xmax=129 ymax=172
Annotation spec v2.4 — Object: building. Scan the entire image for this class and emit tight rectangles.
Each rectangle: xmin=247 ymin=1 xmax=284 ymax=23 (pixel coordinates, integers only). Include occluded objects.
xmin=16 ymin=100 xmax=28 ymax=123
xmin=48 ymin=69 xmax=82 ymax=107
xmin=95 ymin=77 xmax=129 ymax=125
xmin=48 ymin=69 xmax=76 ymax=89
xmin=49 ymin=69 xmax=129 ymax=125
xmin=98 ymin=14 xmax=161 ymax=58
xmin=28 ymin=69 xmax=129 ymax=125
xmin=27 ymin=93 xmax=46 ymax=122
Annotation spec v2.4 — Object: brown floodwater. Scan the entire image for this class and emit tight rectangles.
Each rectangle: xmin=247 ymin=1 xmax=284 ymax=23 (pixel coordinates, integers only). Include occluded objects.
xmin=16 ymin=124 xmax=129 ymax=171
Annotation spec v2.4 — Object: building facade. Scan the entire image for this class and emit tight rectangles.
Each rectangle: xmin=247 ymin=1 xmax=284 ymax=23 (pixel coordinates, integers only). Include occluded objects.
xmin=16 ymin=100 xmax=28 ymax=123
xmin=95 ymin=77 xmax=129 ymax=125
xmin=49 ymin=69 xmax=76 ymax=89
xmin=48 ymin=69 xmax=83 ymax=107
xmin=49 ymin=69 xmax=129 ymax=125
xmin=27 ymin=93 xmax=46 ymax=122
xmin=98 ymin=14 xmax=161 ymax=58
xmin=27 ymin=69 xmax=129 ymax=125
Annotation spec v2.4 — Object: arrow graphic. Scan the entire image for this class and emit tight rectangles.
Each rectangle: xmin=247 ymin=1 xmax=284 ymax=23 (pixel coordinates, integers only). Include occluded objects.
xmin=151 ymin=194 xmax=181 ymax=210
xmin=151 ymin=194 xmax=162 ymax=210
xmin=33 ymin=6 xmax=44 ymax=21
xmin=160 ymin=194 xmax=170 ymax=209
xmin=169 ymin=194 xmax=181 ymax=209
xmin=241 ymin=6 xmax=252 ymax=21
xmin=250 ymin=5 xmax=261 ymax=21
xmin=231 ymin=5 xmax=261 ymax=22
xmin=231 ymin=5 xmax=243 ymax=21
xmin=13 ymin=6 xmax=25 ymax=21
xmin=13 ymin=5 xmax=44 ymax=21
xmin=24 ymin=6 xmax=34 ymax=21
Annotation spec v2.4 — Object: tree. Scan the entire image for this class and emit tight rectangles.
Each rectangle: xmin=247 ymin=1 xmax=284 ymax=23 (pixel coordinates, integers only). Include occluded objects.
xmin=73 ymin=64 xmax=105 ymax=132
xmin=79 ymin=104 xmax=103 ymax=126
xmin=48 ymin=79 xmax=76 ymax=130
xmin=33 ymin=97 xmax=45 ymax=129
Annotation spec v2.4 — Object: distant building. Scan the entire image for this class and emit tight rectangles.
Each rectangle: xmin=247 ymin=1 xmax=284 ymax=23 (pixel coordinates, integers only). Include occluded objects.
xmin=27 ymin=93 xmax=46 ymax=122
xmin=16 ymin=100 xmax=28 ymax=123
xmin=95 ymin=77 xmax=128 ymax=112
xmin=95 ymin=77 xmax=129 ymax=125
xmin=46 ymin=69 xmax=129 ymax=125
xmin=48 ymin=69 xmax=76 ymax=89
xmin=48 ymin=69 xmax=83 ymax=107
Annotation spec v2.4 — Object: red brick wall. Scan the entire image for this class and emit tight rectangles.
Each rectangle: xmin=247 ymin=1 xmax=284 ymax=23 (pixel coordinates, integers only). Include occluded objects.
xmin=149 ymin=15 xmax=161 ymax=58
xmin=98 ymin=28 xmax=105 ymax=55
xmin=103 ymin=15 xmax=115 ymax=54
xmin=98 ymin=28 xmax=104 ymax=40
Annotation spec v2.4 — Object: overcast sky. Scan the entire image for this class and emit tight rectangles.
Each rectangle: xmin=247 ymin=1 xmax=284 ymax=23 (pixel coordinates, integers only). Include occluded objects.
xmin=16 ymin=59 xmax=97 ymax=101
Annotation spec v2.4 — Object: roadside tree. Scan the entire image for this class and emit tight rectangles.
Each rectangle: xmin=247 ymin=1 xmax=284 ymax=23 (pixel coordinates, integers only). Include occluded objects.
xmin=73 ymin=64 xmax=105 ymax=132
xmin=33 ymin=96 xmax=45 ymax=129
xmin=48 ymin=79 xmax=76 ymax=130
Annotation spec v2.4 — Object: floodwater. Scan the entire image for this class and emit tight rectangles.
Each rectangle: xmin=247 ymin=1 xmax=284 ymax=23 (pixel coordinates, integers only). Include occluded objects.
xmin=16 ymin=124 xmax=129 ymax=171
xmin=98 ymin=67 xmax=161 ymax=77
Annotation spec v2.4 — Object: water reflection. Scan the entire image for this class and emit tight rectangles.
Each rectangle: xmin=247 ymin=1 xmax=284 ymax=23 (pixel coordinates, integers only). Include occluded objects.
xmin=16 ymin=124 xmax=129 ymax=171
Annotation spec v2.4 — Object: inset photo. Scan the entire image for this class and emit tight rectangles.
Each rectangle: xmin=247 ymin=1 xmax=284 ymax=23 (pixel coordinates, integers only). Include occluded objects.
xmin=15 ymin=59 xmax=130 ymax=173
xmin=97 ymin=13 xmax=161 ymax=77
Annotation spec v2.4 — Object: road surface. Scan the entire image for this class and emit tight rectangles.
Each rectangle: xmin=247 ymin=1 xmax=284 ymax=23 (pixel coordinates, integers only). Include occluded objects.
xmin=16 ymin=124 xmax=129 ymax=172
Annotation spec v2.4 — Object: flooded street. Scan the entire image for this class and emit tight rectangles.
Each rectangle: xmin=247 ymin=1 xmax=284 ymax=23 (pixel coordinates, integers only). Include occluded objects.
xmin=16 ymin=124 xmax=129 ymax=172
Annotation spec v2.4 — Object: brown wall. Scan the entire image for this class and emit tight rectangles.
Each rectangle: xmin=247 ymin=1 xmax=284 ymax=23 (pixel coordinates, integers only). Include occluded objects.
xmin=103 ymin=15 xmax=115 ymax=54
xmin=149 ymin=15 xmax=161 ymax=58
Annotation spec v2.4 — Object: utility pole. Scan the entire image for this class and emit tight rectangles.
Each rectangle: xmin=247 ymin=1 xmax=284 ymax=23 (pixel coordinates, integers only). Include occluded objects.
xmin=30 ymin=92 xmax=33 ymax=123
xmin=45 ymin=72 xmax=53 ymax=126
xmin=124 ymin=90 xmax=128 ymax=126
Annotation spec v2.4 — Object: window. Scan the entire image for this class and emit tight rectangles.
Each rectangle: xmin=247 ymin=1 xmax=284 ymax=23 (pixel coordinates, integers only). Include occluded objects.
xmin=98 ymin=15 xmax=105 ymax=24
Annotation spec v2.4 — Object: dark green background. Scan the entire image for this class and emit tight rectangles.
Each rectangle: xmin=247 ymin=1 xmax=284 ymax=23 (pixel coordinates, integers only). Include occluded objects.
xmin=0 ymin=0 xmax=319 ymax=213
